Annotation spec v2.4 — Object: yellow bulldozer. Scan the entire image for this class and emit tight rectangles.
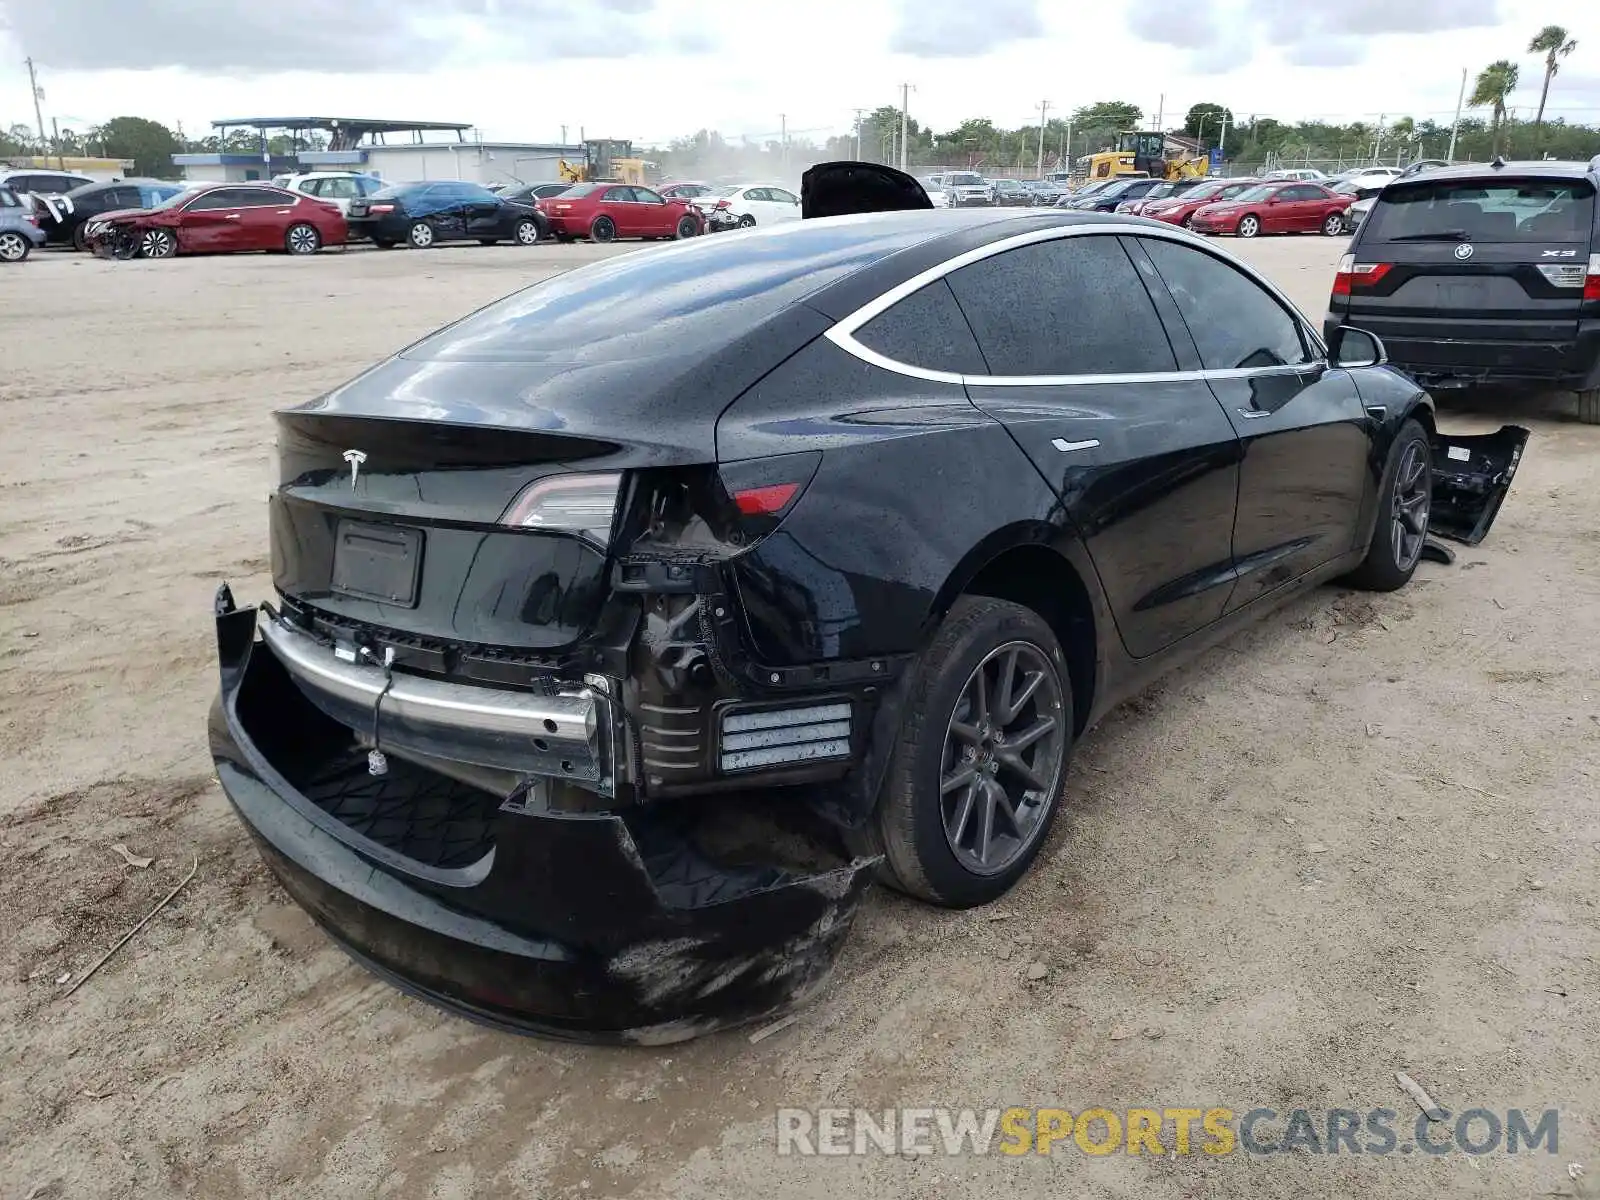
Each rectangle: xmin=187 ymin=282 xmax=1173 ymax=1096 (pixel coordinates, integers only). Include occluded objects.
xmin=1082 ymin=132 xmax=1211 ymax=182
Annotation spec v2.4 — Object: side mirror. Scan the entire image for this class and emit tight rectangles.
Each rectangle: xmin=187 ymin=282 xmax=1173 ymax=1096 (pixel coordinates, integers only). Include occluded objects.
xmin=1330 ymin=326 xmax=1386 ymax=369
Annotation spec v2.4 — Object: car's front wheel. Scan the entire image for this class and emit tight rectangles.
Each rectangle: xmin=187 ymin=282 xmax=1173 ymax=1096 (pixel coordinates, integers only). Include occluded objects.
xmin=1345 ymin=418 xmax=1431 ymax=591
xmin=858 ymin=596 xmax=1072 ymax=908
xmin=1236 ymin=214 xmax=1261 ymax=238
xmin=141 ymin=227 xmax=177 ymax=259
xmin=738 ymin=214 xmax=756 ymax=228
xmin=675 ymin=215 xmax=699 ymax=239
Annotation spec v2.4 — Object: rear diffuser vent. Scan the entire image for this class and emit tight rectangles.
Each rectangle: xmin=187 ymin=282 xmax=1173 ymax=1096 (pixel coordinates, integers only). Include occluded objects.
xmin=719 ymin=702 xmax=852 ymax=773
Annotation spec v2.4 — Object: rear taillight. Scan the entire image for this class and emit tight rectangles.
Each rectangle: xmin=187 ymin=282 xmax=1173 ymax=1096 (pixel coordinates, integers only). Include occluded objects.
xmin=1332 ymin=252 xmax=1393 ymax=295
xmin=501 ymin=472 xmax=622 ymax=548
xmin=713 ymin=199 xmax=730 ymax=210
xmin=1586 ymin=253 xmax=1600 ymax=301
xmin=369 ymin=202 xmax=395 ymax=214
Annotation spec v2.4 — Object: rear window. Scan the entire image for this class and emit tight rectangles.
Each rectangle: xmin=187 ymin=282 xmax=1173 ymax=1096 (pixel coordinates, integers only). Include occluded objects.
xmin=559 ymin=183 xmax=602 ymax=198
xmin=1364 ymin=178 xmax=1596 ymax=242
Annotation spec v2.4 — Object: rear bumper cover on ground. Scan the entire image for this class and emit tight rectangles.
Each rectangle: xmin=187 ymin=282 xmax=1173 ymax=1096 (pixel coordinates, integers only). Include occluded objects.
xmin=210 ymin=592 xmax=876 ymax=1043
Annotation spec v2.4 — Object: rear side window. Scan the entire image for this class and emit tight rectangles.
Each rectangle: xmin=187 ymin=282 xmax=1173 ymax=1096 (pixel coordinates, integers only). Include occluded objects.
xmin=945 ymin=235 xmax=1178 ymax=376
xmin=853 ymin=279 xmax=987 ymax=375
xmin=1364 ymin=178 xmax=1597 ymax=242
xmin=1140 ymin=238 xmax=1311 ymax=370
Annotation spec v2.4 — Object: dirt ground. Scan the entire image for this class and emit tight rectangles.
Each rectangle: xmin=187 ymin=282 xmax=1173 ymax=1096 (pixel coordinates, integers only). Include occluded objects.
xmin=2 ymin=233 xmax=1597 ymax=1200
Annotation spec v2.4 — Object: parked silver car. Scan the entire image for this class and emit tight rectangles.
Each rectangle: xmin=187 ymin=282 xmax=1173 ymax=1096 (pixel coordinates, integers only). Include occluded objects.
xmin=0 ymin=186 xmax=47 ymax=262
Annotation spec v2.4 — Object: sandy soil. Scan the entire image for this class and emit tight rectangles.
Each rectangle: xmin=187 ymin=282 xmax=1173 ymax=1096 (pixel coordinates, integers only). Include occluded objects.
xmin=2 ymin=234 xmax=1597 ymax=1200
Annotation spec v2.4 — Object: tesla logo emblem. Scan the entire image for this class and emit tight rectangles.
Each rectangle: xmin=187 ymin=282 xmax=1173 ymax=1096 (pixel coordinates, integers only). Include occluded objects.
xmin=1454 ymin=243 xmax=1475 ymax=260
xmin=342 ymin=449 xmax=367 ymax=488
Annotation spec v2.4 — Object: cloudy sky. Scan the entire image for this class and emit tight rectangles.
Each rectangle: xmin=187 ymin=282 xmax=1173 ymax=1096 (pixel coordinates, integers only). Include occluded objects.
xmin=1 ymin=0 xmax=1597 ymax=148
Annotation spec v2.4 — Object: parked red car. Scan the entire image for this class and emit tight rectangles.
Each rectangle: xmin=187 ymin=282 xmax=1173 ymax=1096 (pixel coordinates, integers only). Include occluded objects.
xmin=1139 ymin=177 xmax=1261 ymax=227
xmin=1188 ymin=181 xmax=1352 ymax=238
xmin=83 ymin=182 xmax=347 ymax=259
xmin=543 ymin=182 xmax=705 ymax=242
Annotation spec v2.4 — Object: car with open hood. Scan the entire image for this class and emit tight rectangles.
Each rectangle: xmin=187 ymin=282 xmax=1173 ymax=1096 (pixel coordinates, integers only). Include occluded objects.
xmin=209 ymin=161 xmax=1525 ymax=1043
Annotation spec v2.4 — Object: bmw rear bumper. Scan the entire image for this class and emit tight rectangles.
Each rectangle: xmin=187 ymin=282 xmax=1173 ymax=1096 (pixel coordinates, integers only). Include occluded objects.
xmin=210 ymin=590 xmax=876 ymax=1043
xmin=1324 ymin=318 xmax=1600 ymax=390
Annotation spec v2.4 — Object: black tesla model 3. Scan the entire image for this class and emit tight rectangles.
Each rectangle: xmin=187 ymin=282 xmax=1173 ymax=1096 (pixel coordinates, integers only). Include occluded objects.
xmin=210 ymin=166 xmax=1525 ymax=1042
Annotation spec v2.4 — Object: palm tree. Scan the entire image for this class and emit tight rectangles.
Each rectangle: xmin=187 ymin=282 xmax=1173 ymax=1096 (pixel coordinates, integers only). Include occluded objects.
xmin=1529 ymin=25 xmax=1578 ymax=142
xmin=1469 ymin=60 xmax=1521 ymax=157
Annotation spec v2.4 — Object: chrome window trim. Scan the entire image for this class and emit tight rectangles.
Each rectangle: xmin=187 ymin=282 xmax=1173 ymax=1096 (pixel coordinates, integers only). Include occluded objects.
xmin=824 ymin=220 xmax=1329 ymax=388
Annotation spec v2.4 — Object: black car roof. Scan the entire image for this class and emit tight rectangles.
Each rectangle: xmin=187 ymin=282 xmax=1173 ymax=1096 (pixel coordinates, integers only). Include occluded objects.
xmin=406 ymin=209 xmax=1131 ymax=364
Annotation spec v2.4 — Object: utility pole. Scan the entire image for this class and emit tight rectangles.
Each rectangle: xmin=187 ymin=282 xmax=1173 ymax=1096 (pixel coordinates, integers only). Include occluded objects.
xmin=1218 ymin=110 xmax=1228 ymax=156
xmin=1064 ymin=115 xmax=1073 ymax=173
xmin=561 ymin=124 xmax=568 ymax=144
xmin=780 ymin=113 xmax=788 ymax=174
xmin=26 ymin=57 xmax=47 ymax=145
xmin=852 ymin=108 xmax=867 ymax=160
xmin=1447 ymin=67 xmax=1467 ymax=161
xmin=898 ymin=83 xmax=913 ymax=172
xmin=1154 ymin=93 xmax=1164 ymax=133
xmin=1036 ymin=99 xmax=1050 ymax=177
xmin=1373 ymin=113 xmax=1385 ymax=163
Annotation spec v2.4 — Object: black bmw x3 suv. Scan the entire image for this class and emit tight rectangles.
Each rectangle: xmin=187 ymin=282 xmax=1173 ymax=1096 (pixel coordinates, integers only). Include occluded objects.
xmin=211 ymin=166 xmax=1524 ymax=1042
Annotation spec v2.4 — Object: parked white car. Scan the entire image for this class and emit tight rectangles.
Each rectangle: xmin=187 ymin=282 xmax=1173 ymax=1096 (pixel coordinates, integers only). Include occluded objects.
xmin=919 ymin=176 xmax=951 ymax=207
xmin=693 ymin=183 xmax=801 ymax=227
xmin=271 ymin=172 xmax=384 ymax=216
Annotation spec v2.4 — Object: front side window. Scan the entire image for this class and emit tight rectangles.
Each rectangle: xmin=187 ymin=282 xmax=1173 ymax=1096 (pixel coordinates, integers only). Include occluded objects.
xmin=945 ymin=235 xmax=1178 ymax=377
xmin=634 ymin=187 xmax=666 ymax=204
xmin=1140 ymin=238 xmax=1310 ymax=370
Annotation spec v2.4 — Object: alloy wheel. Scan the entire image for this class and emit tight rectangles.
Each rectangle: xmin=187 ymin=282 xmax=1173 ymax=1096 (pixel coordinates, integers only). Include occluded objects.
xmin=141 ymin=228 xmax=175 ymax=258
xmin=939 ymin=641 xmax=1066 ymax=876
xmin=1391 ymin=441 xmax=1430 ymax=572
xmin=287 ymin=224 xmax=320 ymax=254
xmin=1237 ymin=215 xmax=1259 ymax=238
xmin=0 ymin=232 xmax=26 ymax=262
xmin=1323 ymin=213 xmax=1345 ymax=236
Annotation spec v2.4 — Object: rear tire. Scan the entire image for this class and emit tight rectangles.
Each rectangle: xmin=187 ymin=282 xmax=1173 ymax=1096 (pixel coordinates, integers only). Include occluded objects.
xmin=407 ymin=221 xmax=435 ymax=249
xmin=854 ymin=596 xmax=1073 ymax=908
xmin=1322 ymin=212 xmax=1346 ymax=236
xmin=591 ymin=216 xmax=616 ymax=243
xmin=285 ymin=223 xmax=321 ymax=255
xmin=373 ymin=239 xmax=397 ymax=249
xmin=1577 ymin=388 xmax=1600 ymax=425
xmin=478 ymin=237 xmax=499 ymax=246
xmin=0 ymin=231 xmax=30 ymax=262
xmin=1344 ymin=418 xmax=1431 ymax=591
xmin=1236 ymin=214 xmax=1260 ymax=238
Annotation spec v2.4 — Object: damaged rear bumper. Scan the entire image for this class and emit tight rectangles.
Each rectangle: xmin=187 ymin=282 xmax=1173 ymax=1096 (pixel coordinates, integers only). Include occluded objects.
xmin=210 ymin=594 xmax=876 ymax=1043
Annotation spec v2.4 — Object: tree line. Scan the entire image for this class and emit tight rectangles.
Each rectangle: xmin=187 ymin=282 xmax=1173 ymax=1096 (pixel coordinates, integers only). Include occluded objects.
xmin=1 ymin=117 xmax=327 ymax=178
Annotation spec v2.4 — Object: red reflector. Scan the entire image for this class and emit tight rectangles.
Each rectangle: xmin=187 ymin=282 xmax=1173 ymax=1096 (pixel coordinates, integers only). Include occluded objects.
xmin=733 ymin=483 xmax=799 ymax=515
xmin=714 ymin=199 xmax=730 ymax=210
xmin=369 ymin=203 xmax=395 ymax=213
xmin=1586 ymin=275 xmax=1600 ymax=302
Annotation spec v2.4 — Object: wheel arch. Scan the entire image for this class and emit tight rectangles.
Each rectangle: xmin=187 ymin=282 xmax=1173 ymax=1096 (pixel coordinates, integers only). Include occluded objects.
xmin=930 ymin=527 xmax=1103 ymax=738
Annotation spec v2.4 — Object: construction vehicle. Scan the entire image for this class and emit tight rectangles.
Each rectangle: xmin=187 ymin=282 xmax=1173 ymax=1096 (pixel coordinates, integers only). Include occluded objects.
xmin=555 ymin=139 xmax=659 ymax=186
xmin=1082 ymin=132 xmax=1211 ymax=182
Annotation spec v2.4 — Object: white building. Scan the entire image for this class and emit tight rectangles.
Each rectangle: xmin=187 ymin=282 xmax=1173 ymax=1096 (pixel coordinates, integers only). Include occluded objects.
xmin=172 ymin=117 xmax=584 ymax=188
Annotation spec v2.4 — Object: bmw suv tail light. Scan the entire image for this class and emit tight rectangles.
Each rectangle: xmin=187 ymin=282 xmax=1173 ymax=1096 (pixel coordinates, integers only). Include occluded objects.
xmin=501 ymin=472 xmax=622 ymax=548
xmin=1332 ymin=252 xmax=1393 ymax=295
xmin=1587 ymin=253 xmax=1600 ymax=301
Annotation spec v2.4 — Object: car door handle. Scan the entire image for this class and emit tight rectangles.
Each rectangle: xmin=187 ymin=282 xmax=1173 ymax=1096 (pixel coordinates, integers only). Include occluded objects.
xmin=1237 ymin=408 xmax=1272 ymax=420
xmin=1051 ymin=438 xmax=1100 ymax=452
xmin=224 ymin=213 xmax=241 ymax=220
